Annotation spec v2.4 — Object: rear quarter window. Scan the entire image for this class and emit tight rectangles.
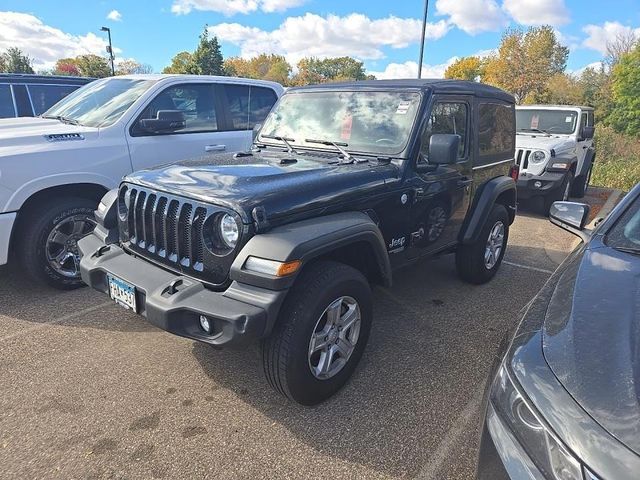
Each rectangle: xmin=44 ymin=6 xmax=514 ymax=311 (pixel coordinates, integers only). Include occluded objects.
xmin=0 ymin=85 xmax=16 ymax=118
xmin=477 ymin=102 xmax=515 ymax=165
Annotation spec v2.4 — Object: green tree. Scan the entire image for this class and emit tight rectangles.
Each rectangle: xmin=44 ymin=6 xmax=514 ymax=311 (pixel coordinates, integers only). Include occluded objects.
xmin=0 ymin=47 xmax=35 ymax=74
xmin=291 ymin=56 xmax=370 ymax=85
xmin=116 ymin=59 xmax=153 ymax=75
xmin=74 ymin=54 xmax=111 ymax=78
xmin=608 ymin=45 xmax=640 ymax=136
xmin=224 ymin=54 xmax=292 ymax=84
xmin=162 ymin=51 xmax=193 ymax=74
xmin=444 ymin=56 xmax=485 ymax=81
xmin=190 ymin=27 xmax=225 ymax=75
xmin=483 ymin=26 xmax=568 ymax=103
xmin=537 ymin=73 xmax=584 ymax=105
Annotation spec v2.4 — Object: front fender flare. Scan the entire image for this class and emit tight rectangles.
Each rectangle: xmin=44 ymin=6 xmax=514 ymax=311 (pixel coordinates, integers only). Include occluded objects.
xmin=461 ymin=177 xmax=516 ymax=244
xmin=230 ymin=211 xmax=392 ymax=291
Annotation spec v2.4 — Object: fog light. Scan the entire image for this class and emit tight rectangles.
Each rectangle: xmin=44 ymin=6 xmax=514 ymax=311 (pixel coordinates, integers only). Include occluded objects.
xmin=534 ymin=181 xmax=543 ymax=188
xmin=199 ymin=315 xmax=212 ymax=333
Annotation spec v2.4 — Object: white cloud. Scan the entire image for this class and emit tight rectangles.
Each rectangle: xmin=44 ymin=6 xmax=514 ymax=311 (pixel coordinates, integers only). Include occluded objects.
xmin=503 ymin=0 xmax=569 ymax=26
xmin=210 ymin=13 xmax=451 ymax=65
xmin=435 ymin=0 xmax=507 ymax=34
xmin=0 ymin=11 xmax=116 ymax=70
xmin=582 ymin=21 xmax=640 ymax=55
xmin=369 ymin=57 xmax=459 ymax=80
xmin=171 ymin=0 xmax=304 ymax=15
xmin=107 ymin=10 xmax=122 ymax=22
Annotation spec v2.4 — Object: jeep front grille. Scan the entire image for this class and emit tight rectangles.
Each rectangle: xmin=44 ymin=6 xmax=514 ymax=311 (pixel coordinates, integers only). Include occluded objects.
xmin=516 ymin=148 xmax=531 ymax=170
xmin=118 ymin=184 xmax=242 ymax=287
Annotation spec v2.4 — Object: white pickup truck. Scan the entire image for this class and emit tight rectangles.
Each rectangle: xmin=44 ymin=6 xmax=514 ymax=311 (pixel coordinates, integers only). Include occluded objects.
xmin=0 ymin=74 xmax=284 ymax=288
xmin=514 ymin=105 xmax=595 ymax=213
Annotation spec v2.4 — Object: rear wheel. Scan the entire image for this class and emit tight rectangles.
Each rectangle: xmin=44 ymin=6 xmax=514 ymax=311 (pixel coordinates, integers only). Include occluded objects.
xmin=261 ymin=261 xmax=372 ymax=405
xmin=456 ymin=204 xmax=509 ymax=284
xmin=19 ymin=197 xmax=97 ymax=289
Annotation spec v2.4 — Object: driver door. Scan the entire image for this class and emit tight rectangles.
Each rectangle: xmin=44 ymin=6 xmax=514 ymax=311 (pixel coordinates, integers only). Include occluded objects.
xmin=406 ymin=97 xmax=473 ymax=259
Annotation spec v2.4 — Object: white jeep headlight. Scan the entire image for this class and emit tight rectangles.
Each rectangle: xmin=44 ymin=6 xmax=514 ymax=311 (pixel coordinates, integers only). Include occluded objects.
xmin=219 ymin=213 xmax=239 ymax=248
xmin=531 ymin=150 xmax=547 ymax=163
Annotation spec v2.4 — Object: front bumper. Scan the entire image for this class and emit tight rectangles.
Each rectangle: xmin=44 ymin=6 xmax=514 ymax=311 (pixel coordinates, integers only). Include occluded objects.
xmin=0 ymin=211 xmax=16 ymax=266
xmin=78 ymin=233 xmax=287 ymax=347
xmin=516 ymin=172 xmax=566 ymax=200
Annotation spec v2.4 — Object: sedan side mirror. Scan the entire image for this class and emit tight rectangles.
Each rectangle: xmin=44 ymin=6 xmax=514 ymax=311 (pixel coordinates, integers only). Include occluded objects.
xmin=581 ymin=125 xmax=595 ymax=140
xmin=549 ymin=201 xmax=591 ymax=242
xmin=429 ymin=134 xmax=460 ymax=165
xmin=139 ymin=110 xmax=186 ymax=133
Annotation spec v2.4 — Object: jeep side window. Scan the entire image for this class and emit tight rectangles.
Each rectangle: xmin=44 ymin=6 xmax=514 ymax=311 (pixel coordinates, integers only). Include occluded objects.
xmin=477 ymin=102 xmax=515 ymax=163
xmin=0 ymin=85 xmax=16 ymax=118
xmin=420 ymin=102 xmax=468 ymax=162
xmin=134 ymin=83 xmax=218 ymax=135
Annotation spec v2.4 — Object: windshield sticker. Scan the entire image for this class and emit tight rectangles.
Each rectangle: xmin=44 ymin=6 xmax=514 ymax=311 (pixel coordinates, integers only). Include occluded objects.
xmin=396 ymin=101 xmax=411 ymax=115
xmin=565 ymin=116 xmax=573 ymax=122
xmin=341 ymin=115 xmax=353 ymax=140
xmin=530 ymin=115 xmax=539 ymax=129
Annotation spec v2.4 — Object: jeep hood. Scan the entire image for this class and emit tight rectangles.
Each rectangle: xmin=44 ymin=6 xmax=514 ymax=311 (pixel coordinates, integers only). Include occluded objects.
xmin=542 ymin=246 xmax=640 ymax=455
xmin=124 ymin=151 xmax=397 ymax=226
xmin=515 ymin=133 xmax=575 ymax=154
xmin=0 ymin=116 xmax=98 ymax=151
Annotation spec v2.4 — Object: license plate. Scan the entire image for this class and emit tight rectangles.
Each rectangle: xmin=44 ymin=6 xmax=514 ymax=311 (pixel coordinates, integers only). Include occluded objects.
xmin=107 ymin=274 xmax=137 ymax=312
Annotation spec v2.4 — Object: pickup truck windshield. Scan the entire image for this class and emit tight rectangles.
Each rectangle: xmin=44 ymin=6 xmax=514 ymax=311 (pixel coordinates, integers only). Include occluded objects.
xmin=259 ymin=91 xmax=421 ymax=156
xmin=43 ymin=78 xmax=157 ymax=128
xmin=516 ymin=109 xmax=578 ymax=135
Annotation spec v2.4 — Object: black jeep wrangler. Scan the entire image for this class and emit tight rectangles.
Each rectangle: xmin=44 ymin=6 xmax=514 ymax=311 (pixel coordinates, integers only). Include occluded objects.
xmin=79 ymin=80 xmax=518 ymax=405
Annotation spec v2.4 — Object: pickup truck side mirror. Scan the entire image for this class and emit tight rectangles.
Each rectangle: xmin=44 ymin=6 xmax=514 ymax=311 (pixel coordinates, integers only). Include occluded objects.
xmin=581 ymin=125 xmax=595 ymax=140
xmin=138 ymin=110 xmax=186 ymax=134
xmin=429 ymin=134 xmax=460 ymax=165
xmin=549 ymin=201 xmax=591 ymax=242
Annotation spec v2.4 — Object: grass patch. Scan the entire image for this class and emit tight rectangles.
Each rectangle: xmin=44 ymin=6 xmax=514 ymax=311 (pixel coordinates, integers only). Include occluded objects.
xmin=591 ymin=126 xmax=640 ymax=192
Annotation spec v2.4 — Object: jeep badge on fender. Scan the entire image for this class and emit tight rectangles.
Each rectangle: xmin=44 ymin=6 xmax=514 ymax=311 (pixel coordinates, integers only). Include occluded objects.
xmin=79 ymin=80 xmax=518 ymax=405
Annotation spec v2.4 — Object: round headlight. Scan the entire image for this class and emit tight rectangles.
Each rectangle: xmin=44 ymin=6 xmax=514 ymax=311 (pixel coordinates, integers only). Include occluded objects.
xmin=531 ymin=150 xmax=546 ymax=163
xmin=118 ymin=187 xmax=130 ymax=220
xmin=219 ymin=214 xmax=239 ymax=248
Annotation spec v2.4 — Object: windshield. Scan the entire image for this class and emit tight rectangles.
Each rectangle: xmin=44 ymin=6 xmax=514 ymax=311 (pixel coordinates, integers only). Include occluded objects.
xmin=259 ymin=90 xmax=422 ymax=156
xmin=516 ymin=109 xmax=578 ymax=135
xmin=605 ymin=196 xmax=640 ymax=250
xmin=43 ymin=78 xmax=157 ymax=128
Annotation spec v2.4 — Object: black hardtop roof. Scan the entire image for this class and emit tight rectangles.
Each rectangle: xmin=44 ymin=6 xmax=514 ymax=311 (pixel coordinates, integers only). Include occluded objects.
xmin=289 ymin=79 xmax=515 ymax=103
xmin=0 ymin=73 xmax=94 ymax=85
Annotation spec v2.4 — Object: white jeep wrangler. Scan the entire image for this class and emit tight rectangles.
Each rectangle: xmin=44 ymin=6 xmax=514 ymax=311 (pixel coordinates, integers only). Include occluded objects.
xmin=515 ymin=105 xmax=595 ymax=213
xmin=0 ymin=74 xmax=283 ymax=288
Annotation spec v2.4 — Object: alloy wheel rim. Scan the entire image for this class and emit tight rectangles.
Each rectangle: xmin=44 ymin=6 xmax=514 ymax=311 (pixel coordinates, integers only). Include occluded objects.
xmin=45 ymin=214 xmax=96 ymax=278
xmin=308 ymin=296 xmax=361 ymax=380
xmin=484 ymin=221 xmax=505 ymax=270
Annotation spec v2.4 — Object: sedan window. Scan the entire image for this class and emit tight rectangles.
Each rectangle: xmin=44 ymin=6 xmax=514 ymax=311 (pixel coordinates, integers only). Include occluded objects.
xmin=605 ymin=198 xmax=640 ymax=249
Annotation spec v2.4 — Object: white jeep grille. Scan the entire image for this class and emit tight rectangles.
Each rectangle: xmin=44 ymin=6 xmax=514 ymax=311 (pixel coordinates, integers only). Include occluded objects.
xmin=515 ymin=148 xmax=532 ymax=171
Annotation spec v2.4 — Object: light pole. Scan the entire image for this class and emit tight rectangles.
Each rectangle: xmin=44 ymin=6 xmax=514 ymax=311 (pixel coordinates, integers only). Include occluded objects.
xmin=417 ymin=0 xmax=429 ymax=78
xmin=100 ymin=26 xmax=115 ymax=76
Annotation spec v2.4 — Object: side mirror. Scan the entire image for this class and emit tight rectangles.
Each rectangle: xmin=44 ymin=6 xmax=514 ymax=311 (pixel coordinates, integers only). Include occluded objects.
xmin=549 ymin=201 xmax=591 ymax=242
xmin=581 ymin=125 xmax=595 ymax=140
xmin=138 ymin=110 xmax=186 ymax=133
xmin=252 ymin=123 xmax=262 ymax=143
xmin=429 ymin=134 xmax=460 ymax=165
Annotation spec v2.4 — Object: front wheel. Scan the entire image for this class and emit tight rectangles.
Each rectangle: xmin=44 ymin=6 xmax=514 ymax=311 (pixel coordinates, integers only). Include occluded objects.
xmin=261 ymin=261 xmax=372 ymax=405
xmin=19 ymin=197 xmax=97 ymax=289
xmin=456 ymin=204 xmax=509 ymax=284
xmin=543 ymin=171 xmax=573 ymax=214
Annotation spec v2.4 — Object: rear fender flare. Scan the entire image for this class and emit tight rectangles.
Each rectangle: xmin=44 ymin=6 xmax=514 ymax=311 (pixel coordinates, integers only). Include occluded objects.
xmin=460 ymin=177 xmax=516 ymax=244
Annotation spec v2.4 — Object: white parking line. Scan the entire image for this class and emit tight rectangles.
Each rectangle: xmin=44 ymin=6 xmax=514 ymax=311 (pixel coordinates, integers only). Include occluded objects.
xmin=503 ymin=260 xmax=554 ymax=275
xmin=0 ymin=301 xmax=113 ymax=342
xmin=416 ymin=383 xmax=485 ymax=480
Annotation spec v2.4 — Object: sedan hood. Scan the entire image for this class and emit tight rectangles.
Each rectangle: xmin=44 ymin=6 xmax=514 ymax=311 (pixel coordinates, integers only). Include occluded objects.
xmin=125 ymin=150 xmax=397 ymax=225
xmin=543 ymin=245 xmax=640 ymax=454
xmin=0 ymin=116 xmax=98 ymax=150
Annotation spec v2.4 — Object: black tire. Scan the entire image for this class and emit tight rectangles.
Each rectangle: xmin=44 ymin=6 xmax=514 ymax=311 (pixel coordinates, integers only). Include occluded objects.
xmin=19 ymin=197 xmax=97 ymax=289
xmin=456 ymin=204 xmax=509 ymax=285
xmin=571 ymin=166 xmax=592 ymax=198
xmin=542 ymin=171 xmax=574 ymax=215
xmin=261 ymin=260 xmax=372 ymax=405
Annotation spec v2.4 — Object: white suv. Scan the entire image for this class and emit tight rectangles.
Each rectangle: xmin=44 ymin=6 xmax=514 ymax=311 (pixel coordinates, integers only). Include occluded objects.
xmin=515 ymin=105 xmax=595 ymax=213
xmin=0 ymin=74 xmax=284 ymax=288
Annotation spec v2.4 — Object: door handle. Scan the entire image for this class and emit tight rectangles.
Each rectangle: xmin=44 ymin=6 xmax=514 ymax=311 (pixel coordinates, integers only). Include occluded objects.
xmin=205 ymin=144 xmax=226 ymax=152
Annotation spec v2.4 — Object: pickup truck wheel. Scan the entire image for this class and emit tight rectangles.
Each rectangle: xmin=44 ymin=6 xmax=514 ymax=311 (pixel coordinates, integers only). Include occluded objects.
xmin=456 ymin=204 xmax=509 ymax=284
xmin=19 ymin=197 xmax=97 ymax=289
xmin=261 ymin=260 xmax=372 ymax=405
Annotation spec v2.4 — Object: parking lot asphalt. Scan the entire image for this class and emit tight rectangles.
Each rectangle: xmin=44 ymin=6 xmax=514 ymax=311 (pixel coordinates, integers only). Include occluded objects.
xmin=0 ymin=208 xmax=579 ymax=480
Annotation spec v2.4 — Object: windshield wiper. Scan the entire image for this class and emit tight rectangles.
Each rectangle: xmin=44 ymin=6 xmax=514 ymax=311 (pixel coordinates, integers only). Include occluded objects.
xmin=613 ymin=246 xmax=640 ymax=256
xmin=305 ymin=138 xmax=364 ymax=164
xmin=42 ymin=115 xmax=79 ymax=126
xmin=518 ymin=128 xmax=548 ymax=134
xmin=261 ymin=134 xmax=297 ymax=154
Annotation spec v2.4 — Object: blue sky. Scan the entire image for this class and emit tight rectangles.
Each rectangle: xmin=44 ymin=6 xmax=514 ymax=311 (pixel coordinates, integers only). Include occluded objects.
xmin=1 ymin=0 xmax=638 ymax=77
